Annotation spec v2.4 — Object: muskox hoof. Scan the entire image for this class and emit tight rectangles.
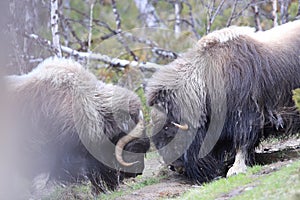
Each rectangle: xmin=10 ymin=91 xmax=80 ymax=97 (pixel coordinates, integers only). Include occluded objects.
xmin=226 ymin=163 xmax=247 ymax=177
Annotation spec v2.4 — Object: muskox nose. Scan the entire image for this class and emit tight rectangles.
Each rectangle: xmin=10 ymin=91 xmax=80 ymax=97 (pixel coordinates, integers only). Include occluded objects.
xmin=120 ymin=153 xmax=145 ymax=176
xmin=120 ymin=137 xmax=150 ymax=174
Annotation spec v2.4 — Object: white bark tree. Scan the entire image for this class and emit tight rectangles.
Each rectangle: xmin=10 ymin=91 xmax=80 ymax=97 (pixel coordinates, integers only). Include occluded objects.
xmin=271 ymin=0 xmax=278 ymax=27
xmin=134 ymin=0 xmax=164 ymax=28
xmin=174 ymin=1 xmax=182 ymax=34
xmin=50 ymin=0 xmax=62 ymax=57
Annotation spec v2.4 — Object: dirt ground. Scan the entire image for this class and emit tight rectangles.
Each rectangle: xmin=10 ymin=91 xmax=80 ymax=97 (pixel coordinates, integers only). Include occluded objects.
xmin=114 ymin=137 xmax=300 ymax=200
xmin=115 ymin=156 xmax=192 ymax=200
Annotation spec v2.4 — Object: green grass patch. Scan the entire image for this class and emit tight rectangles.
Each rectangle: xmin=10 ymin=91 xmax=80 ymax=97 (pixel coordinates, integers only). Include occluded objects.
xmin=232 ymin=161 xmax=300 ymax=200
xmin=43 ymin=183 xmax=94 ymax=200
xmin=145 ymin=151 xmax=160 ymax=160
xmin=180 ymin=173 xmax=256 ymax=200
xmin=177 ymin=160 xmax=300 ymax=200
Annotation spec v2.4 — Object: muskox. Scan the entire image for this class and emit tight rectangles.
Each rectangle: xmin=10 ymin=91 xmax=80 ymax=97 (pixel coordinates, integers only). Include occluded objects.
xmin=5 ymin=57 xmax=150 ymax=194
xmin=147 ymin=20 xmax=300 ymax=183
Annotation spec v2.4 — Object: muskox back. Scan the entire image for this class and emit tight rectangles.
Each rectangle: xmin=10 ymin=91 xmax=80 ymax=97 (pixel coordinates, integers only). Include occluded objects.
xmin=5 ymin=57 xmax=150 ymax=196
xmin=147 ymin=20 xmax=300 ymax=183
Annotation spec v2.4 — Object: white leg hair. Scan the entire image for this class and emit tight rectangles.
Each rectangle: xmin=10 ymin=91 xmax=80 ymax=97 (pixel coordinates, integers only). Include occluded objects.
xmin=226 ymin=149 xmax=247 ymax=177
xmin=32 ymin=172 xmax=50 ymax=191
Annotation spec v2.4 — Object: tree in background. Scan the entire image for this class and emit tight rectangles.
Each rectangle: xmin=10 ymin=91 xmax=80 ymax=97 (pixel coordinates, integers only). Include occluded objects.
xmin=6 ymin=0 xmax=300 ymax=78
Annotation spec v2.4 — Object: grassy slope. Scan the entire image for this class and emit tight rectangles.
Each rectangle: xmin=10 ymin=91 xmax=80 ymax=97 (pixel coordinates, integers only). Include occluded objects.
xmin=43 ymin=157 xmax=300 ymax=200
xmin=179 ymin=160 xmax=300 ymax=200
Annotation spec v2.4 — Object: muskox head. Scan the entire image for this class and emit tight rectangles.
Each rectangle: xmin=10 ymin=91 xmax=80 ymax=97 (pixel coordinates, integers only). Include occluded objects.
xmin=146 ymin=52 xmax=225 ymax=182
xmin=6 ymin=57 xmax=150 ymax=194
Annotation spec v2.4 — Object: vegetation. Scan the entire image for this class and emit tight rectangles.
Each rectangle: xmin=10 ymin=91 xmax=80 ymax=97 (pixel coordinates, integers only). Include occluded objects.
xmin=44 ymin=158 xmax=300 ymax=200
xmin=293 ymin=88 xmax=300 ymax=111
xmin=43 ymin=183 xmax=94 ymax=200
xmin=4 ymin=1 xmax=300 ymax=199
xmin=178 ymin=160 xmax=300 ymax=200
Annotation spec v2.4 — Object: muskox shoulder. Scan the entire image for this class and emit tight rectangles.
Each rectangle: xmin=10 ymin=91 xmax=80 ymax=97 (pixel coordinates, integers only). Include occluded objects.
xmin=197 ymin=26 xmax=255 ymax=50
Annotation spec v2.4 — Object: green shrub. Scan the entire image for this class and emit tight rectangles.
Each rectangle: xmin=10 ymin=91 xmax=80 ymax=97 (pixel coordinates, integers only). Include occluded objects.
xmin=292 ymin=88 xmax=300 ymax=111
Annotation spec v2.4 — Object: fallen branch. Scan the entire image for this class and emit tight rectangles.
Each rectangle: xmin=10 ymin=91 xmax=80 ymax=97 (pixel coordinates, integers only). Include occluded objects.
xmin=25 ymin=33 xmax=162 ymax=72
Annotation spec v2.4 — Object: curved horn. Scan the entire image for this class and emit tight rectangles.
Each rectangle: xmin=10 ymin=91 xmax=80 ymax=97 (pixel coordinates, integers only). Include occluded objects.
xmin=115 ymin=113 xmax=144 ymax=167
xmin=171 ymin=121 xmax=189 ymax=130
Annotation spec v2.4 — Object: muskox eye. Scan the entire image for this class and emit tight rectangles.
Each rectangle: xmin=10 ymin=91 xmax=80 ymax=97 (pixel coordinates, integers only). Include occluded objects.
xmin=164 ymin=126 xmax=169 ymax=130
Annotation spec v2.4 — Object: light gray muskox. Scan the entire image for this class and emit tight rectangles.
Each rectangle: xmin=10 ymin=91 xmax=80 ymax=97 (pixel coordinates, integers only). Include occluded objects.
xmin=5 ymin=57 xmax=150 ymax=193
xmin=147 ymin=20 xmax=300 ymax=183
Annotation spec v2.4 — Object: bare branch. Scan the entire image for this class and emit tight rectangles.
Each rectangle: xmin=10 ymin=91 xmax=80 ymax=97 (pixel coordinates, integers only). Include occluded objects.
xmin=122 ymin=32 xmax=177 ymax=60
xmin=111 ymin=0 xmax=121 ymax=32
xmin=111 ymin=0 xmax=138 ymax=61
xmin=152 ymin=47 xmax=178 ymax=59
xmin=279 ymin=0 xmax=290 ymax=24
xmin=206 ymin=0 xmax=226 ymax=34
xmin=62 ymin=6 xmax=117 ymax=42
xmin=60 ymin=17 xmax=88 ymax=51
xmin=122 ymin=32 xmax=158 ymax=47
xmin=24 ymin=32 xmax=56 ymax=54
xmin=182 ymin=0 xmax=200 ymax=39
xmin=227 ymin=1 xmax=258 ymax=27
xmin=251 ymin=0 xmax=262 ymax=31
xmin=211 ymin=0 xmax=226 ymax=25
xmin=226 ymin=0 xmax=238 ymax=27
xmin=238 ymin=1 xmax=259 ymax=14
xmin=50 ymin=0 xmax=62 ymax=57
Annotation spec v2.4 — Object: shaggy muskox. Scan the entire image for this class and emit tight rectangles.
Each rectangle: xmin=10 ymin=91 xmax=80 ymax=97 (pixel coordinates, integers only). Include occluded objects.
xmin=147 ymin=20 xmax=300 ymax=183
xmin=5 ymin=57 xmax=150 ymax=194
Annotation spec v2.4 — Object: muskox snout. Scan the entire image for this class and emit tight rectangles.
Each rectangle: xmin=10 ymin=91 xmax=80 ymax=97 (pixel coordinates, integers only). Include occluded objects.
xmin=120 ymin=137 xmax=150 ymax=176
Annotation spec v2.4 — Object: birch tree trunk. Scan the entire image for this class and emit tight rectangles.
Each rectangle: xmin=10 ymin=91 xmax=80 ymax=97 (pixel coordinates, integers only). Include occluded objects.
xmin=50 ymin=0 xmax=62 ymax=57
xmin=174 ymin=1 xmax=182 ymax=34
xmin=271 ymin=0 xmax=278 ymax=27
xmin=251 ymin=0 xmax=262 ymax=31
xmin=134 ymin=0 xmax=163 ymax=28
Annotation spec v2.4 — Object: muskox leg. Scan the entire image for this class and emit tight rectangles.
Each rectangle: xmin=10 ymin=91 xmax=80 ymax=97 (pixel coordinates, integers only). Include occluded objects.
xmin=226 ymin=149 xmax=247 ymax=177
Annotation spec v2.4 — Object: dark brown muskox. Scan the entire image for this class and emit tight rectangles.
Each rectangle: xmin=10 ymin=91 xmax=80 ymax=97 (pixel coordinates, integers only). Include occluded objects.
xmin=147 ymin=20 xmax=300 ymax=183
xmin=5 ymin=57 xmax=150 ymax=195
